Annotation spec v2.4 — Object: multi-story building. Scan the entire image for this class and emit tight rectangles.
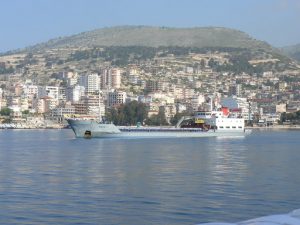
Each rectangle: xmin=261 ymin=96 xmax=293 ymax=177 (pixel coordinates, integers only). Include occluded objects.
xmin=101 ymin=68 xmax=121 ymax=89
xmin=72 ymin=102 xmax=88 ymax=115
xmin=79 ymin=73 xmax=100 ymax=93
xmin=65 ymin=72 xmax=79 ymax=87
xmin=146 ymin=80 xmax=163 ymax=92
xmin=59 ymin=87 xmax=66 ymax=102
xmin=66 ymin=85 xmax=85 ymax=103
xmin=38 ymin=86 xmax=59 ymax=100
xmin=82 ymin=94 xmax=105 ymax=118
xmin=108 ymin=90 xmax=127 ymax=107
xmin=49 ymin=104 xmax=75 ymax=123
xmin=111 ymin=68 xmax=121 ymax=89
xmin=23 ymin=85 xmax=38 ymax=99
xmin=35 ymin=96 xmax=58 ymax=114
xmin=101 ymin=69 xmax=112 ymax=89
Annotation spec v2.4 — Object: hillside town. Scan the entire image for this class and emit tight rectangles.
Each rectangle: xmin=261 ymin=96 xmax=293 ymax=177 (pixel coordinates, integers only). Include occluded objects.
xmin=1 ymin=49 xmax=300 ymax=128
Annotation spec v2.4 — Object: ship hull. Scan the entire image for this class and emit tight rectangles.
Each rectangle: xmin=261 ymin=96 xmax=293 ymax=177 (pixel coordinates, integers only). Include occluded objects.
xmin=67 ymin=119 xmax=251 ymax=138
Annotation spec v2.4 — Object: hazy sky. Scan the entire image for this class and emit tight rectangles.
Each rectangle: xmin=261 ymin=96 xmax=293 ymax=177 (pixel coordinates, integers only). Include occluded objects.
xmin=1 ymin=0 xmax=300 ymax=52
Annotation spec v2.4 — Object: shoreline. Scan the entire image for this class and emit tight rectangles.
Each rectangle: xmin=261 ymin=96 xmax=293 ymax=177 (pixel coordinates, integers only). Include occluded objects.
xmin=247 ymin=125 xmax=300 ymax=130
xmin=1 ymin=124 xmax=300 ymax=130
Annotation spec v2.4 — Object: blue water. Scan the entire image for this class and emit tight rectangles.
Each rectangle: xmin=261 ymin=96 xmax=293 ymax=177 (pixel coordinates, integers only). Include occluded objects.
xmin=0 ymin=129 xmax=300 ymax=224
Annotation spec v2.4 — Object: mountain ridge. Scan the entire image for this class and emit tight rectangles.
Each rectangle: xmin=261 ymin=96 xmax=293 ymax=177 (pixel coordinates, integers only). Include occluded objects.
xmin=19 ymin=25 xmax=275 ymax=53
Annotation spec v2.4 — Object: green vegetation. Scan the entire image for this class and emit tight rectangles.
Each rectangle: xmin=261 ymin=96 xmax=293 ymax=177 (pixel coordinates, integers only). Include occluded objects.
xmin=144 ymin=108 xmax=168 ymax=126
xmin=105 ymin=101 xmax=171 ymax=126
xmin=67 ymin=46 xmax=157 ymax=66
xmin=0 ymin=107 xmax=12 ymax=116
xmin=280 ymin=111 xmax=300 ymax=124
xmin=65 ymin=45 xmax=287 ymax=71
xmin=22 ymin=110 xmax=30 ymax=115
xmin=105 ymin=101 xmax=148 ymax=125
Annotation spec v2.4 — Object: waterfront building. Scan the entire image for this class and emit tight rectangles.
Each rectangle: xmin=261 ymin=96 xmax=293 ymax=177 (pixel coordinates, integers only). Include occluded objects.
xmin=147 ymin=102 xmax=160 ymax=117
xmin=82 ymin=94 xmax=105 ymax=118
xmin=72 ymin=102 xmax=88 ymax=115
xmin=49 ymin=104 xmax=75 ymax=123
xmin=108 ymin=90 xmax=127 ymax=107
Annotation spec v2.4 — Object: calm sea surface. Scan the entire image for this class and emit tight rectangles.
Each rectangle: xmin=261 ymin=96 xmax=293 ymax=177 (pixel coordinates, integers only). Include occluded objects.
xmin=0 ymin=129 xmax=300 ymax=225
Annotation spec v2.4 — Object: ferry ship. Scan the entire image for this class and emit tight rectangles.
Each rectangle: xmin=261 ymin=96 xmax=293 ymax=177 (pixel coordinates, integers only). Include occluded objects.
xmin=66 ymin=107 xmax=251 ymax=138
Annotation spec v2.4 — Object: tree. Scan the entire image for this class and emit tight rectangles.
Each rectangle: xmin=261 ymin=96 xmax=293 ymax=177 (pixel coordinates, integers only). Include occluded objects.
xmin=145 ymin=108 xmax=168 ymax=126
xmin=22 ymin=110 xmax=30 ymax=115
xmin=106 ymin=101 xmax=148 ymax=125
xmin=0 ymin=108 xmax=12 ymax=116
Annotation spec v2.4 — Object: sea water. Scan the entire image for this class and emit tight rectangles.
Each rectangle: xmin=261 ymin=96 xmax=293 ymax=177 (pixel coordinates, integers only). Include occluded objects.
xmin=0 ymin=129 xmax=299 ymax=224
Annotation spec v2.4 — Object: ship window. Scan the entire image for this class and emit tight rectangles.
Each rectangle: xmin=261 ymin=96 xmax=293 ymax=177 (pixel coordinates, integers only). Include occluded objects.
xmin=232 ymin=126 xmax=236 ymax=129
xmin=238 ymin=126 xmax=242 ymax=128
xmin=226 ymin=126 xmax=230 ymax=129
xmin=219 ymin=126 xmax=224 ymax=129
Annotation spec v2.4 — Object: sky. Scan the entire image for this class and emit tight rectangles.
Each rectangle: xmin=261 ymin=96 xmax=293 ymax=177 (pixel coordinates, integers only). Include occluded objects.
xmin=0 ymin=0 xmax=300 ymax=53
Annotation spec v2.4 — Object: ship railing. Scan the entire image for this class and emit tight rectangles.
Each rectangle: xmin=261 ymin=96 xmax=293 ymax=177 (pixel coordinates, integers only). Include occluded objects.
xmin=119 ymin=127 xmax=204 ymax=132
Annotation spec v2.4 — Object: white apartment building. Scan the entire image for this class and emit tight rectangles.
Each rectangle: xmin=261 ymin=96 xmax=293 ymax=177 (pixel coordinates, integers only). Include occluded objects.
xmin=59 ymin=87 xmax=66 ymax=101
xmin=79 ymin=73 xmax=100 ymax=93
xmin=23 ymin=85 xmax=38 ymax=98
xmin=108 ymin=90 xmax=127 ymax=107
xmin=66 ymin=85 xmax=85 ymax=103
xmin=38 ymin=86 xmax=59 ymax=100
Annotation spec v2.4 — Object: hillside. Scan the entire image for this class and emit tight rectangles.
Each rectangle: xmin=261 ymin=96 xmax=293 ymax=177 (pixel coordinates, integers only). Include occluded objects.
xmin=24 ymin=26 xmax=274 ymax=52
xmin=281 ymin=43 xmax=300 ymax=62
xmin=1 ymin=25 xmax=298 ymax=86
